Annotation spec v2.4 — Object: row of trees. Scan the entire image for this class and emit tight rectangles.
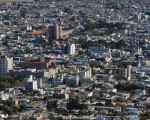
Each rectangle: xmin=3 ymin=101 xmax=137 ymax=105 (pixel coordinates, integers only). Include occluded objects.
xmin=0 ymin=76 xmax=23 ymax=91
xmin=80 ymin=40 xmax=126 ymax=49
xmin=0 ymin=104 xmax=27 ymax=115
xmin=66 ymin=97 xmax=88 ymax=111
xmin=84 ymin=20 xmax=126 ymax=35
xmin=115 ymin=83 xmax=144 ymax=91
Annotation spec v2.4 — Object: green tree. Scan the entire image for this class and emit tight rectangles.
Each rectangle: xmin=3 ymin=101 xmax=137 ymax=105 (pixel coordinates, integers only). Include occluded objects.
xmin=19 ymin=105 xmax=27 ymax=112
xmin=115 ymin=83 xmax=144 ymax=91
xmin=47 ymin=100 xmax=58 ymax=110
xmin=78 ymin=104 xmax=88 ymax=110
xmin=25 ymin=48 xmax=33 ymax=54
xmin=67 ymin=97 xmax=79 ymax=110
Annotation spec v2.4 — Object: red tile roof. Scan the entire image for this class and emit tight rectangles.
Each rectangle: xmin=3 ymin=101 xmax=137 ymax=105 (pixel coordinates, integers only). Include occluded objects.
xmin=26 ymin=29 xmax=45 ymax=35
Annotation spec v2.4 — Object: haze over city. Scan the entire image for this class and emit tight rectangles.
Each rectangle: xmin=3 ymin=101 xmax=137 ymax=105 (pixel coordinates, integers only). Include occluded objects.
xmin=0 ymin=0 xmax=149 ymax=119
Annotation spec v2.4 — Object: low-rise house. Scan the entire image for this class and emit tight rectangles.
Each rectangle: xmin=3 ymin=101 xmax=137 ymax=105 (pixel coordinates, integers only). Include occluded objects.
xmin=52 ymin=93 xmax=69 ymax=100
xmin=82 ymin=91 xmax=93 ymax=98
xmin=125 ymin=108 xmax=142 ymax=115
xmin=116 ymin=92 xmax=131 ymax=101
xmin=0 ymin=92 xmax=9 ymax=101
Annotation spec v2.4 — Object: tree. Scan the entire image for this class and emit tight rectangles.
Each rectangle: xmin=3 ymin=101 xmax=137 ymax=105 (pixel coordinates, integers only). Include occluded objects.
xmin=35 ymin=109 xmax=43 ymax=113
xmin=67 ymin=97 xmax=79 ymax=110
xmin=6 ymin=110 xmax=14 ymax=115
xmin=78 ymin=50 xmax=83 ymax=55
xmin=110 ymin=44 xmax=116 ymax=49
xmin=25 ymin=48 xmax=33 ymax=54
xmin=47 ymin=100 xmax=58 ymax=110
xmin=84 ymin=19 xmax=97 ymax=31
xmin=116 ymin=40 xmax=126 ymax=49
xmin=19 ymin=105 xmax=27 ymax=112
xmin=20 ymin=8 xmax=27 ymax=18
xmin=78 ymin=104 xmax=88 ymax=110
xmin=115 ymin=83 xmax=144 ymax=91
xmin=78 ymin=80 xmax=82 ymax=87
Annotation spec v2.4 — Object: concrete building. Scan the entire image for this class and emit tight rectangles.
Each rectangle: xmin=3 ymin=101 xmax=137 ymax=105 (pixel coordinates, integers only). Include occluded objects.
xmin=24 ymin=75 xmax=38 ymax=92
xmin=127 ymin=65 xmax=132 ymax=81
xmin=0 ymin=56 xmax=13 ymax=75
xmin=61 ymin=43 xmax=76 ymax=55
xmin=64 ymin=75 xmax=79 ymax=87
xmin=115 ymin=65 xmax=132 ymax=81
xmin=79 ymin=67 xmax=92 ymax=79
xmin=67 ymin=44 xmax=76 ymax=55
xmin=115 ymin=67 xmax=127 ymax=79
xmin=10 ymin=67 xmax=58 ymax=78
xmin=47 ymin=23 xmax=62 ymax=42
xmin=20 ymin=57 xmax=55 ymax=70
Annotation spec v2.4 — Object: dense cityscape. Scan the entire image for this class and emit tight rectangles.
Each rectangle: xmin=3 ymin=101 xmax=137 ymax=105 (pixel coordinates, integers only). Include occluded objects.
xmin=0 ymin=0 xmax=150 ymax=119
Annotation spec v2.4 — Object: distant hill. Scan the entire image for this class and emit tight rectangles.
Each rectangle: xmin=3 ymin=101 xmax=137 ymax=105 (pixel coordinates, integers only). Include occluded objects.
xmin=0 ymin=0 xmax=34 ymax=3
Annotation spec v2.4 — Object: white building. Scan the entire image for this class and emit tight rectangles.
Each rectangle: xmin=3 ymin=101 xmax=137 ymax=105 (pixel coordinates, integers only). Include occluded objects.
xmin=79 ymin=67 xmax=92 ymax=79
xmin=0 ymin=56 xmax=13 ymax=75
xmin=0 ymin=92 xmax=9 ymax=101
xmin=24 ymin=75 xmax=38 ymax=92
xmin=127 ymin=65 xmax=132 ymax=81
xmin=67 ymin=44 xmax=76 ymax=55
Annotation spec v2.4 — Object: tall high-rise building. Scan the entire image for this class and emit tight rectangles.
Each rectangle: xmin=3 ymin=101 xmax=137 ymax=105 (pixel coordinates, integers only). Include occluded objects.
xmin=67 ymin=44 xmax=76 ymax=55
xmin=47 ymin=23 xmax=62 ymax=42
xmin=115 ymin=65 xmax=132 ymax=81
xmin=24 ymin=75 xmax=38 ymax=93
xmin=115 ymin=67 xmax=127 ymax=79
xmin=127 ymin=65 xmax=132 ymax=81
xmin=61 ymin=43 xmax=76 ymax=55
xmin=54 ymin=24 xmax=62 ymax=40
xmin=61 ymin=44 xmax=68 ymax=54
xmin=47 ymin=25 xmax=55 ymax=41
xmin=0 ymin=56 xmax=13 ymax=75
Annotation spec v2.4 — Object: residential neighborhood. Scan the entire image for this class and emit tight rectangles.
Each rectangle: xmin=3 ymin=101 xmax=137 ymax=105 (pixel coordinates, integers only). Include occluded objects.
xmin=0 ymin=0 xmax=150 ymax=119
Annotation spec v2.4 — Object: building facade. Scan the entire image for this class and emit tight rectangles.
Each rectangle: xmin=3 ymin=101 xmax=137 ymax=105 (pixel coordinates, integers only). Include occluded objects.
xmin=67 ymin=44 xmax=76 ymax=55
xmin=24 ymin=75 xmax=38 ymax=92
xmin=0 ymin=56 xmax=13 ymax=75
xmin=47 ymin=23 xmax=62 ymax=42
